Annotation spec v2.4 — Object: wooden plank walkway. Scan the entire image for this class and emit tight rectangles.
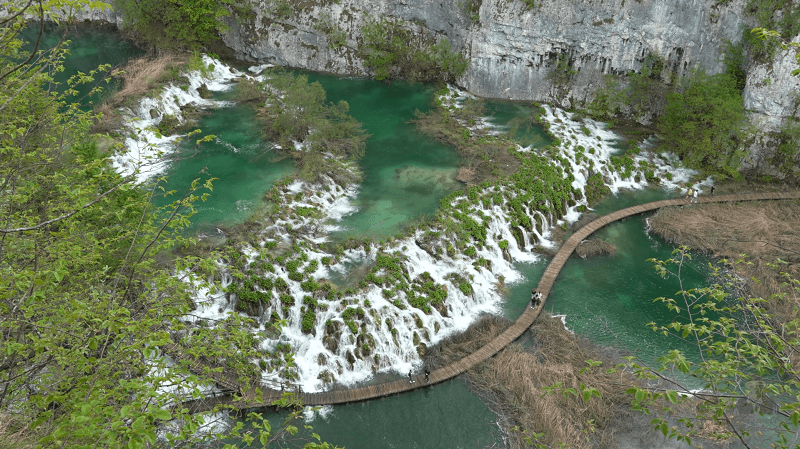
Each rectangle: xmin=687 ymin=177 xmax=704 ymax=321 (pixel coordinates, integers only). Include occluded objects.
xmin=173 ymin=191 xmax=800 ymax=413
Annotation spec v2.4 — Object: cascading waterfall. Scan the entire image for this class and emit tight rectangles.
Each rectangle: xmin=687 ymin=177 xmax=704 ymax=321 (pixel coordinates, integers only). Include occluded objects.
xmin=115 ymin=56 xmax=712 ymax=395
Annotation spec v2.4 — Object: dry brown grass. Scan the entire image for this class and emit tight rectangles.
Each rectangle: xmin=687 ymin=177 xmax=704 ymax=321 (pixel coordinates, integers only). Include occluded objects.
xmin=112 ymin=54 xmax=187 ymax=105
xmin=91 ymin=55 xmax=188 ymax=134
xmin=0 ymin=415 xmax=41 ymax=449
xmin=575 ymin=239 xmax=616 ymax=259
xmin=425 ymin=315 xmax=638 ymax=449
xmin=649 ymin=199 xmax=800 ymax=367
xmin=649 ymin=200 xmax=800 ymax=307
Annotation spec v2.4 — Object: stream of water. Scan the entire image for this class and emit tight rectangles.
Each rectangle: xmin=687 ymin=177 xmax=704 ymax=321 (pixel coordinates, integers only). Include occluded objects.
xmin=48 ymin=26 xmax=726 ymax=448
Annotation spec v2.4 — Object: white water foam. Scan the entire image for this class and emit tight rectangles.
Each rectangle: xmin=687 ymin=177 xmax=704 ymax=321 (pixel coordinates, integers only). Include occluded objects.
xmin=112 ymin=55 xmax=252 ymax=183
xmin=176 ymin=80 xmax=708 ymax=395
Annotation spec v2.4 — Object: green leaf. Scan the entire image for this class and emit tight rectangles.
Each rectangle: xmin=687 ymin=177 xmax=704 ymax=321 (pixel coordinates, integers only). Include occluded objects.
xmin=153 ymin=408 xmax=172 ymax=421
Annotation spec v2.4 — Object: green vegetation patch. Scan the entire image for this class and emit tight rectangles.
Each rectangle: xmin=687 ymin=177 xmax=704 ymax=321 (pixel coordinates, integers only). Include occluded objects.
xmin=360 ymin=16 xmax=468 ymax=82
xmin=252 ymin=70 xmax=369 ymax=183
xmin=408 ymin=272 xmax=448 ymax=313
xmin=116 ymin=0 xmax=248 ymax=49
xmin=659 ymin=70 xmax=745 ymax=178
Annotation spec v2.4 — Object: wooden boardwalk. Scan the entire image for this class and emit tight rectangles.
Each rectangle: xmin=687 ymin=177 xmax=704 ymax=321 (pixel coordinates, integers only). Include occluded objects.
xmin=175 ymin=191 xmax=800 ymax=413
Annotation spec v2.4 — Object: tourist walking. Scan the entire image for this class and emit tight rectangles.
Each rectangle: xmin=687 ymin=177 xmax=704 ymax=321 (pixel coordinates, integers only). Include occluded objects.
xmin=691 ymin=189 xmax=698 ymax=203
xmin=710 ymin=185 xmax=715 ymax=196
xmin=530 ymin=289 xmax=541 ymax=308
xmin=408 ymin=370 xmax=415 ymax=384
xmin=424 ymin=369 xmax=430 ymax=383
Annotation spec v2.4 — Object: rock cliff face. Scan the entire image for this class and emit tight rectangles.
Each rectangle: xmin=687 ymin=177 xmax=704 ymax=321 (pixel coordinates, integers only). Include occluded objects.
xmin=220 ymin=0 xmax=799 ymax=175
xmin=221 ymin=0 xmax=795 ymax=114
xmin=30 ymin=0 xmax=800 ymax=176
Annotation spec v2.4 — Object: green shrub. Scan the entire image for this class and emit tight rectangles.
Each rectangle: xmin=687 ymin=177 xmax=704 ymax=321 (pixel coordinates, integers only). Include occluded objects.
xmin=300 ymin=280 xmax=319 ymax=292
xmin=360 ymin=16 xmax=468 ymax=82
xmin=116 ymin=0 xmax=243 ymax=48
xmin=302 ymin=309 xmax=316 ymax=333
xmin=659 ymin=70 xmax=745 ymax=177
xmin=280 ymin=293 xmax=295 ymax=306
xmin=157 ymin=114 xmax=180 ymax=136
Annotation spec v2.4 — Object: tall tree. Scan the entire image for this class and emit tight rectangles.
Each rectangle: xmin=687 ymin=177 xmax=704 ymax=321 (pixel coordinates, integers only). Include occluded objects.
xmin=658 ymin=70 xmax=746 ymax=178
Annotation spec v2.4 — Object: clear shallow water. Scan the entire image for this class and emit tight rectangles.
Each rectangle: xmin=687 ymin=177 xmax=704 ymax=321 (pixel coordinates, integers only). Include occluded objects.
xmin=151 ymin=101 xmax=296 ymax=231
xmin=502 ymin=188 xmax=716 ymax=387
xmin=302 ymin=73 xmax=464 ymax=240
xmin=295 ymin=379 xmax=501 ymax=448
xmin=484 ymin=100 xmax=554 ymax=148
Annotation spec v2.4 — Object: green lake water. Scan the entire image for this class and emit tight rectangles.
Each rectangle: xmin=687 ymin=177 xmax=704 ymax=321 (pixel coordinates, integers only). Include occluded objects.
xmin=20 ymin=23 xmax=145 ymax=105
xmin=151 ymin=101 xmax=296 ymax=231
xmin=281 ymin=379 xmax=501 ymax=448
xmin=303 ymin=73 xmax=464 ymax=240
xmin=484 ymin=100 xmax=554 ymax=148
xmin=50 ymin=27 xmax=734 ymax=448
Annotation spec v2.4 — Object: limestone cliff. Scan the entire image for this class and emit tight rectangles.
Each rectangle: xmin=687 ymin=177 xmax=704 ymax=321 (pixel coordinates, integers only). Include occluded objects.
xmin=217 ymin=0 xmax=799 ymax=175
xmin=23 ymin=0 xmax=800 ymax=176
xmin=221 ymin=1 xmax=791 ymax=111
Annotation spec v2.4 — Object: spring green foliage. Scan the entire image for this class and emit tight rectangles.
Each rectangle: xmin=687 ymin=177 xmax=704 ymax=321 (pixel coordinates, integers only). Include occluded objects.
xmin=744 ymin=0 xmax=800 ymax=59
xmin=157 ymin=113 xmax=180 ymax=135
xmin=585 ymin=173 xmax=611 ymax=206
xmin=722 ymin=40 xmax=747 ymax=91
xmin=623 ymin=248 xmax=800 ymax=448
xmin=302 ymin=297 xmax=317 ymax=333
xmin=408 ymin=272 xmax=448 ymax=313
xmin=116 ymin=0 xmax=241 ymax=49
xmin=752 ymin=27 xmax=800 ymax=76
xmin=547 ymin=53 xmax=578 ymax=86
xmin=0 ymin=2 xmax=338 ymax=447
xmin=232 ymin=74 xmax=366 ymax=184
xmin=772 ymin=119 xmax=800 ymax=176
xmin=586 ymin=76 xmax=622 ymax=122
xmin=261 ymin=71 xmax=368 ymax=159
xmin=360 ymin=16 xmax=468 ymax=82
xmin=659 ymin=70 xmax=745 ymax=177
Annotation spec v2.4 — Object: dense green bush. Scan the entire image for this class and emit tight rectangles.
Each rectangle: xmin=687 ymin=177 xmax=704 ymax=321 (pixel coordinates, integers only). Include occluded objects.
xmin=659 ymin=70 xmax=745 ymax=177
xmin=744 ymin=0 xmax=800 ymax=58
xmin=360 ymin=16 xmax=468 ymax=82
xmin=257 ymin=71 xmax=369 ymax=181
xmin=116 ymin=0 xmax=243 ymax=48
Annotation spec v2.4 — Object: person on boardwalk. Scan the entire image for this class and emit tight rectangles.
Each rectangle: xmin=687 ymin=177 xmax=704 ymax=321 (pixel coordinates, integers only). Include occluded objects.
xmin=530 ymin=289 xmax=542 ymax=308
xmin=686 ymin=187 xmax=693 ymax=200
xmin=408 ymin=370 xmax=415 ymax=384
xmin=424 ymin=369 xmax=430 ymax=383
xmin=710 ymin=185 xmax=715 ymax=196
xmin=691 ymin=189 xmax=698 ymax=203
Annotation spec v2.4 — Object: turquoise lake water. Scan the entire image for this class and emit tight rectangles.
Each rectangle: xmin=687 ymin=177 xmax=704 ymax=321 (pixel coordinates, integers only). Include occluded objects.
xmin=49 ymin=26 xmax=732 ymax=448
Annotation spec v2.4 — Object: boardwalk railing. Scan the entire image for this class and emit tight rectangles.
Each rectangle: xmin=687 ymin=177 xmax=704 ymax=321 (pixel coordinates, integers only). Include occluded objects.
xmin=171 ymin=191 xmax=800 ymax=412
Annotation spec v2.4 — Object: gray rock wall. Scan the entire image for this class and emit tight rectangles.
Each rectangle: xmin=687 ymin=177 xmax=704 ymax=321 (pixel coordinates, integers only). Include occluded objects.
xmin=221 ymin=0 xmax=752 ymax=103
xmin=14 ymin=0 xmax=798 ymax=177
xmin=219 ymin=0 xmax=799 ymax=177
